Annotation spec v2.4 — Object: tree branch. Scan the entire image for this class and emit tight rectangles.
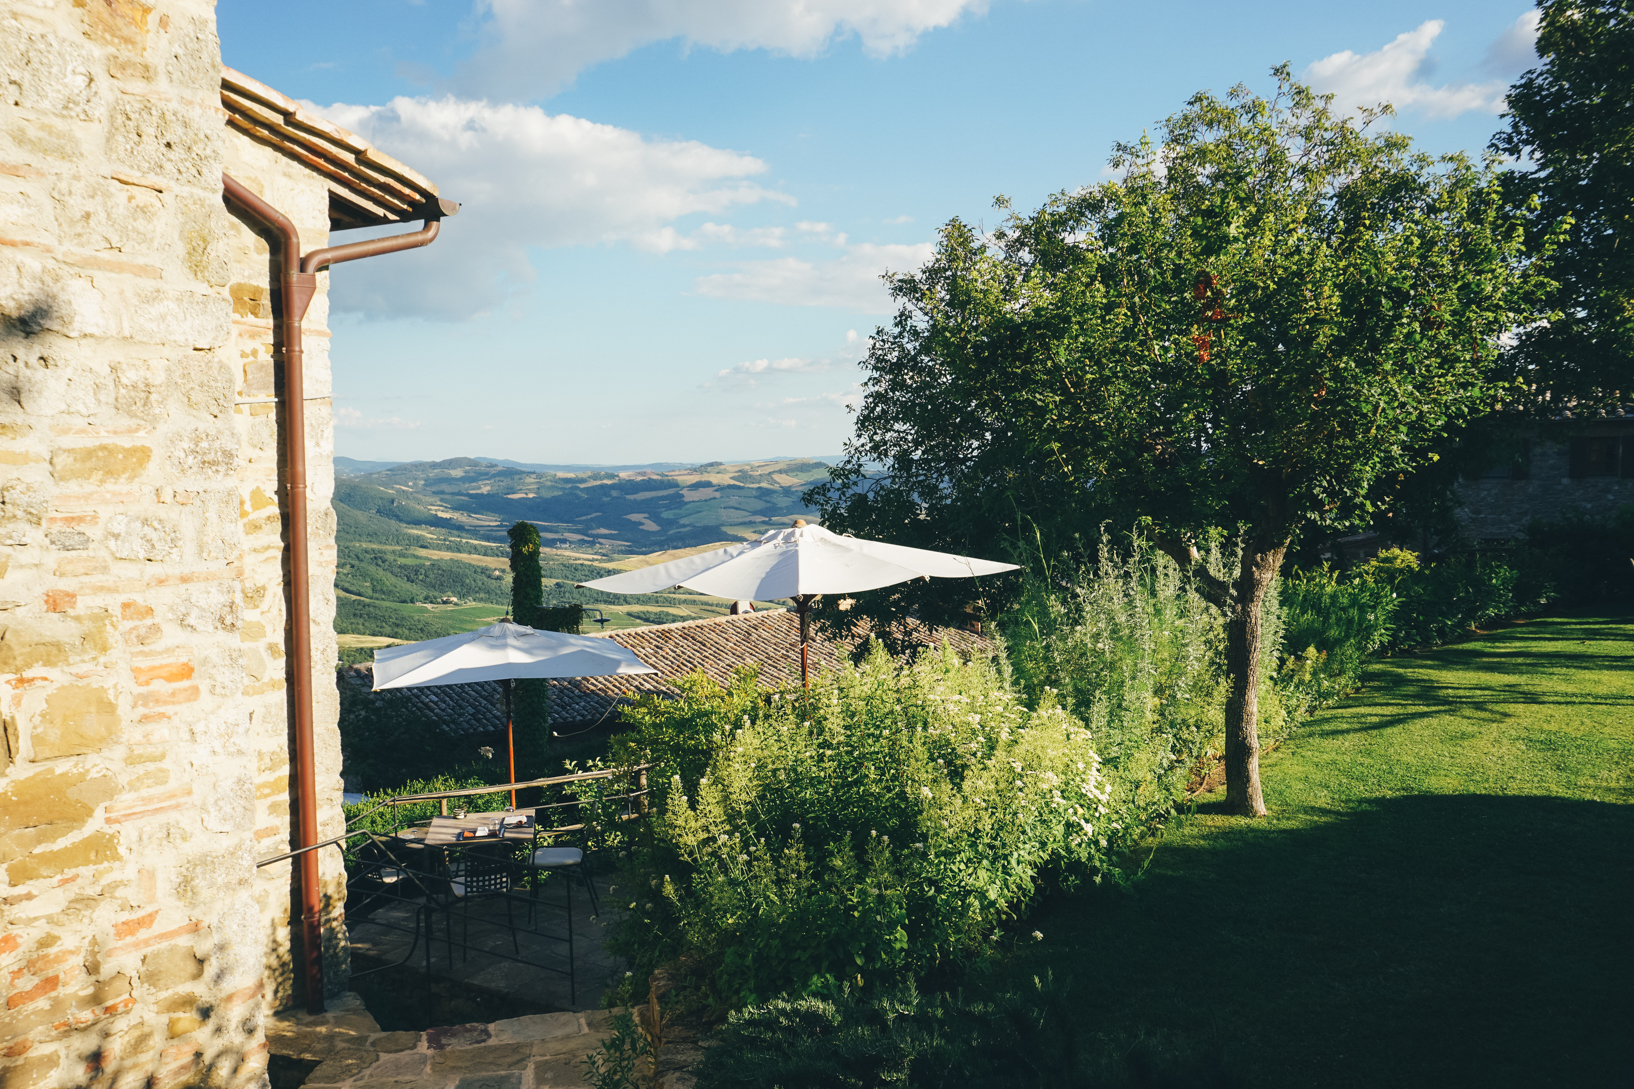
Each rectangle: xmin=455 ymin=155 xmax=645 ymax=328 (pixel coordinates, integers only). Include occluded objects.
xmin=1153 ymin=534 xmax=1232 ymax=611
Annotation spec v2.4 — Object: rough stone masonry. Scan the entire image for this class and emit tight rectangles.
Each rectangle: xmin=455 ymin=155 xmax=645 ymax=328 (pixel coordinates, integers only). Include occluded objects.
xmin=0 ymin=2 xmax=446 ymax=1086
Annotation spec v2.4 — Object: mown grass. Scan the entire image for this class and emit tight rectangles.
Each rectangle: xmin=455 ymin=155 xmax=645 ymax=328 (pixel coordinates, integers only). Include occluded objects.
xmin=977 ymin=609 xmax=1633 ymax=1087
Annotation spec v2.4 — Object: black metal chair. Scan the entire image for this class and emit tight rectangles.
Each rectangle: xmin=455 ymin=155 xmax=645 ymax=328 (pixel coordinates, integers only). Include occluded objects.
xmin=423 ymin=846 xmax=521 ymax=972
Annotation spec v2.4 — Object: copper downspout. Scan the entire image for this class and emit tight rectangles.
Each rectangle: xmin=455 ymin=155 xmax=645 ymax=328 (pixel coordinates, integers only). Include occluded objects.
xmin=222 ymin=174 xmax=455 ymax=1014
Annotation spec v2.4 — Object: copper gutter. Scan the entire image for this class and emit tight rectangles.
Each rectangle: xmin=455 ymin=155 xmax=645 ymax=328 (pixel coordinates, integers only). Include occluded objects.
xmin=222 ymin=173 xmax=455 ymax=1014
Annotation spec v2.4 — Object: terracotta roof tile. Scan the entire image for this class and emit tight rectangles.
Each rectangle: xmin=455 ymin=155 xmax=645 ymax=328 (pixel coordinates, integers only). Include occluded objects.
xmin=340 ymin=608 xmax=995 ymax=734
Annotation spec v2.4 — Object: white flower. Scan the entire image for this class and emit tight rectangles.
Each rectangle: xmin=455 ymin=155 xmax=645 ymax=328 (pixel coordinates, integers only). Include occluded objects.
xmin=1032 ymin=931 xmax=1043 ymax=941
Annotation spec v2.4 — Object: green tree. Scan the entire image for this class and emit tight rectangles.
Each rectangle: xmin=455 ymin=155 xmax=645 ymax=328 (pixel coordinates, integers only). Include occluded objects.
xmin=1493 ymin=0 xmax=1633 ymax=409
xmin=818 ymin=69 xmax=1544 ymax=815
xmin=507 ymin=521 xmax=549 ymax=779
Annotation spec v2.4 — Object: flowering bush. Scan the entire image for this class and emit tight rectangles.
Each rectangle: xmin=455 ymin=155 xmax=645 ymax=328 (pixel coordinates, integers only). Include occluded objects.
xmin=605 ymin=646 xmax=1119 ymax=1008
xmin=998 ymin=534 xmax=1233 ymax=815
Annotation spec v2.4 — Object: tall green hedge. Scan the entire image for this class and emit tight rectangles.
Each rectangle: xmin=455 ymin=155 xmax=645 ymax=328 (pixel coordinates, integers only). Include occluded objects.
xmin=508 ymin=522 xmax=551 ymax=779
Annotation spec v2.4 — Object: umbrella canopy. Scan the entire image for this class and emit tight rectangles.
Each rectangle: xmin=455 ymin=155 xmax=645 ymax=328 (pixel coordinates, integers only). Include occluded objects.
xmin=373 ymin=621 xmax=656 ymax=690
xmin=576 ymin=521 xmax=1019 ymax=601
xmin=578 ymin=521 xmax=1018 ymax=688
xmin=372 ymin=621 xmax=657 ymax=805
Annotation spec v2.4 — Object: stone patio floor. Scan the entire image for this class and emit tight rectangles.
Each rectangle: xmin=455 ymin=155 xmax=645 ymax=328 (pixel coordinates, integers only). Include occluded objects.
xmin=268 ymin=992 xmax=626 ymax=1089
xmin=344 ymin=870 xmax=624 ymax=1012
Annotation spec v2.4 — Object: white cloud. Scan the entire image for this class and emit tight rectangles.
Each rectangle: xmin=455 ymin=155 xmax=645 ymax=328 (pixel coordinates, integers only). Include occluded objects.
xmin=308 ymin=96 xmax=791 ymax=319
xmin=336 ymin=406 xmax=423 ymax=430
xmin=882 ymin=214 xmax=914 ymax=224
xmin=759 ymin=385 xmax=863 ymax=410
xmin=1483 ymin=10 xmax=1542 ymax=77
xmin=694 ymin=241 xmax=933 ymax=312
xmin=718 ymin=356 xmax=830 ymax=379
xmin=454 ymin=0 xmax=992 ymax=100
xmin=1304 ymin=20 xmax=1511 ymax=120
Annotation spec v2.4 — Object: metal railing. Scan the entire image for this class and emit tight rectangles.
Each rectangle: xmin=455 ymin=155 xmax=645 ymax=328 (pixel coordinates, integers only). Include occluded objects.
xmin=254 ymin=764 xmax=649 ymax=867
xmin=315 ymin=763 xmax=652 ymax=1004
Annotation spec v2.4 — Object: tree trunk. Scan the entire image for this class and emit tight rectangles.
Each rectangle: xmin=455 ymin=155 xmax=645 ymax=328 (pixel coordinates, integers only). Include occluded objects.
xmin=1222 ymin=541 xmax=1287 ymax=817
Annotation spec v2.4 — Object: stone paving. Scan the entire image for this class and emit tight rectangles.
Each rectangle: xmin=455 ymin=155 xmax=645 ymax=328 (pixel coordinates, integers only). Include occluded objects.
xmin=268 ymin=993 xmax=624 ymax=1089
xmin=343 ymin=871 xmax=622 ymax=1012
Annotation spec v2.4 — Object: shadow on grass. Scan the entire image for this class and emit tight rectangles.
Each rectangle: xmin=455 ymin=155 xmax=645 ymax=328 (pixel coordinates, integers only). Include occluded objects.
xmin=1005 ymin=793 xmax=1633 ymax=1089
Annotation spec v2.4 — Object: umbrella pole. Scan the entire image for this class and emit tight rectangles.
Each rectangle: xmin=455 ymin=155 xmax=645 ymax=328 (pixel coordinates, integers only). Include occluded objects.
xmin=797 ymin=595 xmax=811 ymax=691
xmin=506 ymin=679 xmax=517 ymax=809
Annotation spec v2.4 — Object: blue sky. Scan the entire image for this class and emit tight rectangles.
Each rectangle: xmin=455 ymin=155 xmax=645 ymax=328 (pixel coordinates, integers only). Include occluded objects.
xmin=217 ymin=0 xmax=1540 ymax=466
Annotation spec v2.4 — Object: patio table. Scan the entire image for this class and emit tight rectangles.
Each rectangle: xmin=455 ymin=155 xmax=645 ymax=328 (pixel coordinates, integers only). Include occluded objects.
xmin=400 ymin=812 xmax=538 ymax=847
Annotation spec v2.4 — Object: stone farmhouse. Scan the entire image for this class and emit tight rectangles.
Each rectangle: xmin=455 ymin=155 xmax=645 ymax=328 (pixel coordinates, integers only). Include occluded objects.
xmin=1455 ymin=408 xmax=1634 ymax=541
xmin=0 ymin=2 xmax=455 ymax=1086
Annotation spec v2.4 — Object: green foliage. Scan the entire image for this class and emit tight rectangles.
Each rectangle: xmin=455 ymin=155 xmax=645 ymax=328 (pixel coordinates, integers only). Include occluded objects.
xmin=334 ymin=499 xmax=427 ymax=547
xmin=1492 ymin=0 xmax=1633 ymax=409
xmin=334 ymin=598 xmax=468 ymax=642
xmin=337 ymin=479 xmax=448 ymax=528
xmin=335 ymin=545 xmax=509 ymax=606
xmin=1525 ymin=505 xmax=1634 ymax=603
xmin=999 ymin=533 xmax=1229 ymax=826
xmin=509 ymin=522 xmax=550 ymax=777
xmin=696 ymin=978 xmax=1237 ymax=1089
xmin=605 ymin=650 xmax=1122 ymax=1010
xmin=625 ymin=608 xmax=691 ymax=625
xmin=540 ymin=560 xmax=624 ymax=583
xmin=509 ymin=521 xmax=545 ymax=614
xmin=342 ymin=772 xmax=509 ymax=837
xmin=948 ymin=613 xmax=1634 ymax=1088
xmin=580 ymin=1008 xmax=651 ymax=1089
xmin=338 ymin=645 xmax=378 ymax=669
xmin=532 ymin=604 xmax=586 ymax=634
xmin=1385 ymin=554 xmax=1530 ymax=651
xmin=1274 ymin=568 xmax=1395 ymax=713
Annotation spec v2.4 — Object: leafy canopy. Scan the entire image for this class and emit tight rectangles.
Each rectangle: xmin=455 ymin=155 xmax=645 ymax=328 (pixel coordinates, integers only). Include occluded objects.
xmin=1493 ymin=0 xmax=1634 ymax=409
xmin=836 ymin=71 xmax=1540 ymax=565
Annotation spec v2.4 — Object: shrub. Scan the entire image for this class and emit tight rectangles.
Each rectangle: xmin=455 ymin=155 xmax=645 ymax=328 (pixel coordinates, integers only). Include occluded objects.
xmin=1525 ymin=505 xmax=1634 ymax=603
xmin=694 ymin=978 xmax=1240 ymax=1089
xmin=998 ymin=534 xmax=1230 ymax=817
xmin=605 ymin=648 xmax=1120 ymax=1009
xmin=1385 ymin=552 xmax=1525 ymax=650
xmin=1274 ymin=565 xmax=1395 ymax=714
xmin=341 ymin=772 xmax=509 ymax=837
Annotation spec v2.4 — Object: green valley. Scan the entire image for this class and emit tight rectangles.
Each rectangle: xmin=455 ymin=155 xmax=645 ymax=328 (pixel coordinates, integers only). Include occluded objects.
xmin=330 ymin=455 xmax=817 ymax=657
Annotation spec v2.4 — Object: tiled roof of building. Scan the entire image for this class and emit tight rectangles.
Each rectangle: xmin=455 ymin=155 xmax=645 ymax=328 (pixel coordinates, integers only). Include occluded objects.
xmin=339 ymin=608 xmax=996 ymax=735
xmin=221 ymin=66 xmax=454 ymax=230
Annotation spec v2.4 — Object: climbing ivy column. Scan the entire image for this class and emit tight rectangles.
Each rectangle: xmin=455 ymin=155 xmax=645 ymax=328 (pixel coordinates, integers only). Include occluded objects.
xmin=507 ymin=522 xmax=550 ymax=779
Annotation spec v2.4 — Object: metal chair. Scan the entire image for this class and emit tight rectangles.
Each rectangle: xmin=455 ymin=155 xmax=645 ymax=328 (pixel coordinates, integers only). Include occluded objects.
xmin=423 ymin=847 xmax=521 ymax=972
xmin=527 ymin=845 xmax=600 ymax=918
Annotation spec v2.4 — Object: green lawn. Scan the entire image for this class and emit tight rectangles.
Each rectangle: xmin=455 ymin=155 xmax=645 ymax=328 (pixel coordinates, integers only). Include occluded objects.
xmin=992 ymin=610 xmax=1633 ymax=1087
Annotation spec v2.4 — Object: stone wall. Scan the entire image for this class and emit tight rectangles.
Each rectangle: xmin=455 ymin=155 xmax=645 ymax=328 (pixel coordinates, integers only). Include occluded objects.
xmin=1455 ymin=430 xmax=1634 ymax=540
xmin=221 ymin=92 xmax=348 ymax=1019
xmin=0 ymin=2 xmax=347 ymax=1086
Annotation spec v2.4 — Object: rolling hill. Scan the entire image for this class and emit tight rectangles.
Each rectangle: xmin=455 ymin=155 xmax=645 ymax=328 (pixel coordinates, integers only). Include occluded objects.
xmin=329 ymin=455 xmax=830 ymax=661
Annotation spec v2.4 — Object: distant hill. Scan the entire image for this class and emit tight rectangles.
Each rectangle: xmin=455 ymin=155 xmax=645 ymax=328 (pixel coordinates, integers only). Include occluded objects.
xmin=327 ymin=454 xmax=832 ymax=652
xmin=335 ymin=456 xmax=406 ymax=477
xmin=332 ymin=455 xmax=836 ymax=554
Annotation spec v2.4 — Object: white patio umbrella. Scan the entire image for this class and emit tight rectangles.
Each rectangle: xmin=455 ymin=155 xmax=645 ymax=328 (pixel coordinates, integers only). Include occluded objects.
xmin=577 ymin=520 xmax=1020 ymax=687
xmin=373 ymin=620 xmax=657 ymax=805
